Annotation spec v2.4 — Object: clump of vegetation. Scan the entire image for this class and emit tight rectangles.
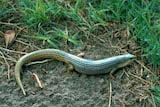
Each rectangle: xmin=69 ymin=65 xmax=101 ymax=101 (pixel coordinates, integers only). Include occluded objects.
xmin=21 ymin=0 xmax=50 ymax=26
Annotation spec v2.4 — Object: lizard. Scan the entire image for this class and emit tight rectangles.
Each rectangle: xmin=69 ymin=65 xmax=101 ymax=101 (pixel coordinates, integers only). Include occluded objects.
xmin=14 ymin=49 xmax=135 ymax=95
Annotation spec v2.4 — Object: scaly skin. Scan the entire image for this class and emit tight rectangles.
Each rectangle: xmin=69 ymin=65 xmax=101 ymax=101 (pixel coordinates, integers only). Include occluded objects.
xmin=14 ymin=49 xmax=135 ymax=95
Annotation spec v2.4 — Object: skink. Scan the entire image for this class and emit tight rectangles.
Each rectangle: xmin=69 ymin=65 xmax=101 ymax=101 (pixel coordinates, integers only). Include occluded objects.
xmin=14 ymin=49 xmax=135 ymax=95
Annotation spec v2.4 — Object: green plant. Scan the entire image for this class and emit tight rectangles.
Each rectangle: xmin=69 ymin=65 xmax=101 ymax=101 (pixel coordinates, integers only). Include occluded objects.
xmin=21 ymin=0 xmax=50 ymax=26
xmin=52 ymin=27 xmax=79 ymax=45
xmin=0 ymin=0 xmax=17 ymax=21
xmin=151 ymin=86 xmax=160 ymax=106
xmin=87 ymin=3 xmax=108 ymax=30
xmin=25 ymin=34 xmax=59 ymax=48
xmin=127 ymin=0 xmax=160 ymax=66
xmin=25 ymin=27 xmax=79 ymax=48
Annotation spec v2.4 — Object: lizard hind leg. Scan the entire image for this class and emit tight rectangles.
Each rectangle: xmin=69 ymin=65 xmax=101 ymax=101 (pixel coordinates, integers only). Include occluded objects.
xmin=109 ymin=68 xmax=117 ymax=80
xmin=66 ymin=63 xmax=74 ymax=74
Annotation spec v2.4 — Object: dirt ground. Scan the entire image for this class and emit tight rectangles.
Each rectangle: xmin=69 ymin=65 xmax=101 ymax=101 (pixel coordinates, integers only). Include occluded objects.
xmin=0 ymin=24 xmax=154 ymax=107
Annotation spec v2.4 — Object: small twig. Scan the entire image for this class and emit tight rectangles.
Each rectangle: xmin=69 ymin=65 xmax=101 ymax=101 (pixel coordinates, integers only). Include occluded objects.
xmin=0 ymin=31 xmax=4 ymax=36
xmin=118 ymin=99 xmax=125 ymax=107
xmin=119 ymin=69 xmax=129 ymax=79
xmin=0 ymin=22 xmax=28 ymax=33
xmin=150 ymin=93 xmax=157 ymax=107
xmin=32 ymin=73 xmax=43 ymax=89
xmin=91 ymin=33 xmax=106 ymax=43
xmin=128 ymin=72 xmax=151 ymax=85
xmin=0 ymin=55 xmax=16 ymax=62
xmin=0 ymin=60 xmax=3 ymax=64
xmin=107 ymin=37 xmax=127 ymax=54
xmin=135 ymin=59 xmax=155 ymax=76
xmin=15 ymin=26 xmax=28 ymax=37
xmin=15 ymin=39 xmax=40 ymax=50
xmin=0 ymin=51 xmax=10 ymax=79
xmin=0 ymin=47 xmax=27 ymax=55
xmin=108 ymin=82 xmax=112 ymax=107
xmin=5 ymin=53 xmax=17 ymax=62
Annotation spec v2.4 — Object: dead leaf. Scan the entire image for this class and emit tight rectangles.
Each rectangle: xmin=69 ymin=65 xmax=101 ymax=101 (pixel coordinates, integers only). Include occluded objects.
xmin=77 ymin=52 xmax=85 ymax=57
xmin=4 ymin=30 xmax=16 ymax=48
